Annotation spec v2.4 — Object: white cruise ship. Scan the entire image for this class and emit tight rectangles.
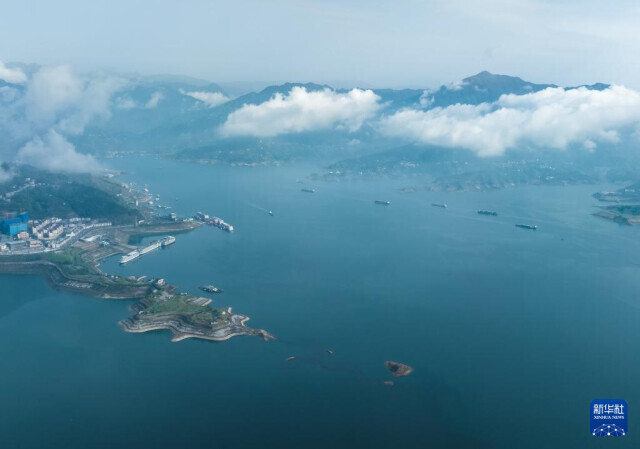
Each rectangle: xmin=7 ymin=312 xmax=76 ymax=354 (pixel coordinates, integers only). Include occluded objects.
xmin=139 ymin=240 xmax=161 ymax=255
xmin=120 ymin=250 xmax=140 ymax=264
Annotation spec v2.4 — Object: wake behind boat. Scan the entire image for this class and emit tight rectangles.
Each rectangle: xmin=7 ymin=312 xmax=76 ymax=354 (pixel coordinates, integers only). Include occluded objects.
xmin=515 ymin=224 xmax=538 ymax=230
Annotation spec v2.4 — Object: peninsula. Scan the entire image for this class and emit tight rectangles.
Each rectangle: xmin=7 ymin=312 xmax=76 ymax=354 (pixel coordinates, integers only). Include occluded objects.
xmin=119 ymin=291 xmax=274 ymax=342
xmin=593 ymin=182 xmax=640 ymax=225
xmin=0 ymin=166 xmax=271 ymax=344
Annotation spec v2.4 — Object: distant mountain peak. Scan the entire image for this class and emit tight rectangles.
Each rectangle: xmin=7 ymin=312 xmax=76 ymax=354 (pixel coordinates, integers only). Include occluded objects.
xmin=465 ymin=70 xmax=494 ymax=80
xmin=258 ymin=82 xmax=332 ymax=95
xmin=462 ymin=71 xmax=527 ymax=86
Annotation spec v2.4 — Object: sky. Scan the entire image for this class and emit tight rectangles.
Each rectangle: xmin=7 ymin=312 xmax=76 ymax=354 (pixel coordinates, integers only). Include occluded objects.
xmin=1 ymin=0 xmax=640 ymax=89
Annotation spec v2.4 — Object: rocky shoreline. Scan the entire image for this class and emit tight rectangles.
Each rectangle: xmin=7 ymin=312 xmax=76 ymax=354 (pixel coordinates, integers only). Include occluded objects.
xmin=0 ymin=259 xmax=153 ymax=299
xmin=119 ymin=311 xmax=275 ymax=342
xmin=0 ymin=220 xmax=273 ymax=344
xmin=593 ymin=207 xmax=640 ymax=225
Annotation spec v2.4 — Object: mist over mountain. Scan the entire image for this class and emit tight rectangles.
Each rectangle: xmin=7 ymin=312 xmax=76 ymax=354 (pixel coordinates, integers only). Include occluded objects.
xmin=1 ymin=63 xmax=639 ymax=189
xmin=421 ymin=71 xmax=609 ymax=108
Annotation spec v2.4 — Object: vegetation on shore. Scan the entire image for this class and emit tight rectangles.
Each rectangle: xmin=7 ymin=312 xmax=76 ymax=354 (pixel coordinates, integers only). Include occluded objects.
xmin=145 ymin=295 xmax=219 ymax=325
xmin=0 ymin=165 xmax=142 ymax=225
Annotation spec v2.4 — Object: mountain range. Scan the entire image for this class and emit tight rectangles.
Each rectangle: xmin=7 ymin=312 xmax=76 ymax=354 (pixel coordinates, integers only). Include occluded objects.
xmin=73 ymin=71 xmax=610 ymax=162
xmin=5 ymin=65 xmax=635 ymax=189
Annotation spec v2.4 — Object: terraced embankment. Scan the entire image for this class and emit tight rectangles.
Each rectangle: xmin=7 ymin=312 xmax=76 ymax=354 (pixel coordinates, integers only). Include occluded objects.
xmin=119 ymin=311 xmax=274 ymax=342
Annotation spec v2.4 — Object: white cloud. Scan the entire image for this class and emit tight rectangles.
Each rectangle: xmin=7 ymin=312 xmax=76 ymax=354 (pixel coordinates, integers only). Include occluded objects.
xmin=419 ymin=91 xmax=434 ymax=108
xmin=145 ymin=91 xmax=163 ymax=109
xmin=0 ymin=64 xmax=125 ymax=175
xmin=380 ymin=85 xmax=640 ymax=156
xmin=419 ymin=80 xmax=467 ymax=107
xmin=181 ymin=89 xmax=229 ymax=107
xmin=16 ymin=130 xmax=101 ymax=174
xmin=0 ymin=62 xmax=27 ymax=84
xmin=0 ymin=165 xmax=13 ymax=183
xmin=115 ymin=96 xmax=137 ymax=110
xmin=57 ymin=76 xmax=125 ymax=134
xmin=24 ymin=65 xmax=124 ymax=133
xmin=221 ymin=87 xmax=381 ymax=137
xmin=115 ymin=91 xmax=164 ymax=110
xmin=24 ymin=65 xmax=83 ymax=124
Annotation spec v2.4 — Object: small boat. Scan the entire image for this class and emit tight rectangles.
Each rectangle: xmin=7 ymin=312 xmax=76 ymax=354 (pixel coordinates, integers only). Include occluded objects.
xmin=374 ymin=200 xmax=391 ymax=206
xmin=301 ymin=188 xmax=316 ymax=193
xmin=326 ymin=349 xmax=334 ymax=355
xmin=515 ymin=224 xmax=538 ymax=230
xmin=269 ymin=211 xmax=274 ymax=216
xmin=200 ymin=285 xmax=223 ymax=294
xmin=162 ymin=236 xmax=176 ymax=247
xmin=285 ymin=356 xmax=296 ymax=362
xmin=477 ymin=210 xmax=498 ymax=216
xmin=432 ymin=203 xmax=447 ymax=208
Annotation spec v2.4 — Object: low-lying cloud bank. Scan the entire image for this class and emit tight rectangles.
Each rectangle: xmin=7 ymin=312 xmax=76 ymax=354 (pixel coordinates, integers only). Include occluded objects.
xmin=0 ymin=62 xmax=27 ymax=84
xmin=380 ymin=85 xmax=640 ymax=156
xmin=221 ymin=87 xmax=381 ymax=137
xmin=0 ymin=166 xmax=13 ymax=183
xmin=0 ymin=62 xmax=124 ymax=180
xmin=114 ymin=91 xmax=164 ymax=110
xmin=181 ymin=89 xmax=229 ymax=107
xmin=16 ymin=130 xmax=101 ymax=173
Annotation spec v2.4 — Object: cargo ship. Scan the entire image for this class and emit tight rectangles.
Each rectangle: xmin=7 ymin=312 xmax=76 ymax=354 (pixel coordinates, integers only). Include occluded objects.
xmin=301 ymin=188 xmax=316 ymax=193
xmin=515 ymin=224 xmax=538 ymax=230
xmin=478 ymin=210 xmax=498 ymax=216
xmin=119 ymin=250 xmax=140 ymax=264
xmin=162 ymin=236 xmax=176 ymax=247
xmin=200 ymin=285 xmax=223 ymax=294
xmin=432 ymin=203 xmax=448 ymax=208
xmin=139 ymin=240 xmax=161 ymax=255
xmin=374 ymin=200 xmax=391 ymax=205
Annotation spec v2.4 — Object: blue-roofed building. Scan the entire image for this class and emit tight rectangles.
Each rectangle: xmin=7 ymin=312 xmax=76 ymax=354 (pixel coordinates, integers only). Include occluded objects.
xmin=1 ymin=211 xmax=29 ymax=236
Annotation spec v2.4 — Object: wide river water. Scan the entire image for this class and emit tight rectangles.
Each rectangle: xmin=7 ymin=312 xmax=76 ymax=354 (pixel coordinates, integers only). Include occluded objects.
xmin=2 ymin=156 xmax=640 ymax=448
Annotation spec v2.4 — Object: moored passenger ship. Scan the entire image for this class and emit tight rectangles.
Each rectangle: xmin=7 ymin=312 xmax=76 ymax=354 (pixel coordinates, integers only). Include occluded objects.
xmin=120 ymin=250 xmax=140 ymax=264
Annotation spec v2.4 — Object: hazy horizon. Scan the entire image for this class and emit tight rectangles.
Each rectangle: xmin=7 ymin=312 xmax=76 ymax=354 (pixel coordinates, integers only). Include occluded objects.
xmin=2 ymin=0 xmax=639 ymax=89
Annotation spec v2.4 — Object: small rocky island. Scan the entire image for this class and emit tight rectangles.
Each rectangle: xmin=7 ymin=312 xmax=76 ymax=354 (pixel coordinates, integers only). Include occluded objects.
xmin=385 ymin=360 xmax=414 ymax=377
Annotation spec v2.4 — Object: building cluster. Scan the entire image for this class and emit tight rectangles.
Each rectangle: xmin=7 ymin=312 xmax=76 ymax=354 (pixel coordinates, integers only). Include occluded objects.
xmin=0 ymin=210 xmax=112 ymax=254
xmin=32 ymin=219 xmax=64 ymax=240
